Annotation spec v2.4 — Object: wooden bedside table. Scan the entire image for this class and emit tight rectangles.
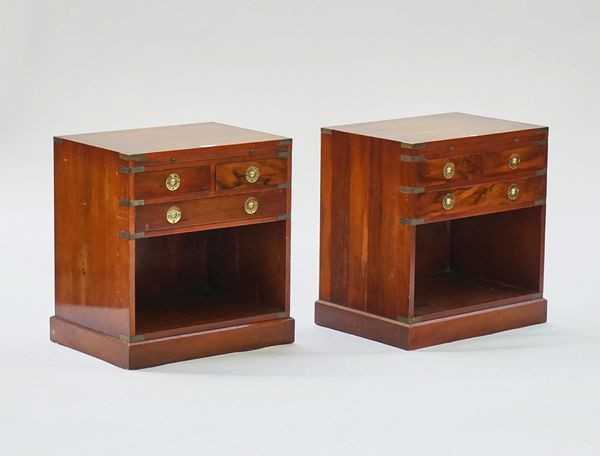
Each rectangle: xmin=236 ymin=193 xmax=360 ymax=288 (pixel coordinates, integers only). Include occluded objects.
xmin=315 ymin=113 xmax=548 ymax=349
xmin=51 ymin=122 xmax=293 ymax=368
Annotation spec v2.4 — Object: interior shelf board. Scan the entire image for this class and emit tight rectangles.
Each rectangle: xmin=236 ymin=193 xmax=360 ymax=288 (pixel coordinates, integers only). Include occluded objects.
xmin=136 ymin=288 xmax=284 ymax=336
xmin=414 ymin=271 xmax=540 ymax=321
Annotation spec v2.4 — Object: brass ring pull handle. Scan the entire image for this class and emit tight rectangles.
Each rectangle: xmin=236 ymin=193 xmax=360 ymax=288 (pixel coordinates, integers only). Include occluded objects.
xmin=166 ymin=206 xmax=182 ymax=224
xmin=244 ymin=197 xmax=258 ymax=214
xmin=443 ymin=162 xmax=456 ymax=179
xmin=245 ymin=166 xmax=260 ymax=183
xmin=508 ymin=153 xmax=521 ymax=170
xmin=165 ymin=173 xmax=181 ymax=191
xmin=507 ymin=184 xmax=520 ymax=201
xmin=442 ymin=193 xmax=455 ymax=210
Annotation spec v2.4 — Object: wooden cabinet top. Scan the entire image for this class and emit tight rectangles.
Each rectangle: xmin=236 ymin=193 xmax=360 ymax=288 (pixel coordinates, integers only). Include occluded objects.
xmin=323 ymin=112 xmax=547 ymax=147
xmin=56 ymin=122 xmax=290 ymax=156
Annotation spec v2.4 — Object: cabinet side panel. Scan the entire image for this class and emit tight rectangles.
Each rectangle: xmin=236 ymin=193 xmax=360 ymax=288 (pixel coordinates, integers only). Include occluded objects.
xmin=318 ymin=132 xmax=332 ymax=301
xmin=366 ymin=140 xmax=414 ymax=319
xmin=327 ymin=132 xmax=351 ymax=305
xmin=346 ymin=134 xmax=371 ymax=310
xmin=54 ymin=140 xmax=132 ymax=337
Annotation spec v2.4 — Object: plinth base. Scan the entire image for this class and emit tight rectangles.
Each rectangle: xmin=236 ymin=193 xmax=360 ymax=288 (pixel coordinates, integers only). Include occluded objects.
xmin=50 ymin=316 xmax=295 ymax=369
xmin=314 ymin=299 xmax=546 ymax=350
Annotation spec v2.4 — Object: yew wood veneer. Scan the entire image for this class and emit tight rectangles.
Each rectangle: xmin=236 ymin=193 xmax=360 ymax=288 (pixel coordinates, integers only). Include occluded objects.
xmin=51 ymin=122 xmax=293 ymax=368
xmin=315 ymin=112 xmax=548 ymax=349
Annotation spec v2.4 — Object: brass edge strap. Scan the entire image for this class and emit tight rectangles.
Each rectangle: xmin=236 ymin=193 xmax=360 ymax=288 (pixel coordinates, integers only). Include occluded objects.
xmin=119 ymin=198 xmax=145 ymax=207
xmin=321 ymin=128 xmax=332 ymax=135
xmin=535 ymin=169 xmax=547 ymax=176
xmin=536 ymin=139 xmax=548 ymax=146
xmin=279 ymin=139 xmax=292 ymax=145
xmin=118 ymin=153 xmax=146 ymax=162
xmin=276 ymin=311 xmax=290 ymax=318
xmin=399 ymin=217 xmax=425 ymax=226
xmin=119 ymin=334 xmax=145 ymax=343
xmin=118 ymin=165 xmax=145 ymax=174
xmin=396 ymin=316 xmax=422 ymax=324
xmin=278 ymin=182 xmax=291 ymax=189
xmin=399 ymin=186 xmax=425 ymax=194
xmin=534 ymin=199 xmax=546 ymax=206
xmin=279 ymin=151 xmax=291 ymax=158
xmin=119 ymin=230 xmax=145 ymax=240
xmin=401 ymin=142 xmax=426 ymax=150
xmin=278 ymin=214 xmax=291 ymax=221
xmin=400 ymin=154 xmax=426 ymax=163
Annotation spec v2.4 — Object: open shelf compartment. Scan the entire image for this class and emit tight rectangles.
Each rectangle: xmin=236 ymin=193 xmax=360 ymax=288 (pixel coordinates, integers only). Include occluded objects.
xmin=134 ymin=221 xmax=287 ymax=338
xmin=414 ymin=206 xmax=544 ymax=321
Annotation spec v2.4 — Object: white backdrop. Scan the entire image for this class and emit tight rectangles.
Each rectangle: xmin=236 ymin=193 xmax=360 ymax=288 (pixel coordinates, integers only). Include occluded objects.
xmin=1 ymin=1 xmax=599 ymax=454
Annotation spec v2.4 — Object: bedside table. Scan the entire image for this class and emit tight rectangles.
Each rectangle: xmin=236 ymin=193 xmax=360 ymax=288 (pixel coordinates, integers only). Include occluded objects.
xmin=315 ymin=113 xmax=548 ymax=349
xmin=51 ymin=122 xmax=293 ymax=368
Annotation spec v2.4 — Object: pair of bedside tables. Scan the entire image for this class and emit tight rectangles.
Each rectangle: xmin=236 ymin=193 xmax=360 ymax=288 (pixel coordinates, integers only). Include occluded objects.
xmin=51 ymin=113 xmax=548 ymax=368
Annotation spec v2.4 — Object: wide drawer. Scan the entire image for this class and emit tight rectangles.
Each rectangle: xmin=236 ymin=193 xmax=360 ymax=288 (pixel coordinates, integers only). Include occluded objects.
xmin=413 ymin=175 xmax=546 ymax=221
xmin=135 ymin=189 xmax=287 ymax=232
xmin=216 ymin=158 xmax=288 ymax=192
xmin=134 ymin=165 xmax=210 ymax=199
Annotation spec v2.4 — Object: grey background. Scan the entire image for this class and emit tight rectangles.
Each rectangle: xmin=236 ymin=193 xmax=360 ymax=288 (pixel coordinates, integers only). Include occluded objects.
xmin=1 ymin=0 xmax=599 ymax=454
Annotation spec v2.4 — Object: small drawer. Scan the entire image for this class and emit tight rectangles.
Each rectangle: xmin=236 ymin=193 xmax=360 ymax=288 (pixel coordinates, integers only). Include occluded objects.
xmin=134 ymin=166 xmax=210 ymax=200
xmin=414 ymin=175 xmax=546 ymax=221
xmin=416 ymin=154 xmax=480 ymax=185
xmin=216 ymin=158 xmax=288 ymax=192
xmin=482 ymin=142 xmax=546 ymax=177
xmin=135 ymin=189 xmax=287 ymax=232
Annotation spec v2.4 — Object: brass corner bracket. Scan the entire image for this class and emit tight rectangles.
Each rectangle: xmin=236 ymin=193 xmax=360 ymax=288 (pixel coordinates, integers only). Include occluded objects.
xmin=119 ymin=334 xmax=145 ymax=343
xmin=119 ymin=198 xmax=145 ymax=207
xmin=118 ymin=230 xmax=145 ymax=240
xmin=118 ymin=165 xmax=145 ymax=174
xmin=399 ymin=217 xmax=425 ymax=226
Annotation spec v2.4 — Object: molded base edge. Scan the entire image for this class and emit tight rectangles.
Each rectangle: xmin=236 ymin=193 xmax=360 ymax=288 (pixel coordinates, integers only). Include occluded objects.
xmin=50 ymin=315 xmax=295 ymax=369
xmin=314 ymin=299 xmax=547 ymax=350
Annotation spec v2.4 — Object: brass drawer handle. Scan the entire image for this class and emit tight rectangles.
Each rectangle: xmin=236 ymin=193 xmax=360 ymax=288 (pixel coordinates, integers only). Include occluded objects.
xmin=244 ymin=197 xmax=258 ymax=214
xmin=442 ymin=193 xmax=455 ymax=210
xmin=166 ymin=206 xmax=182 ymax=224
xmin=245 ymin=165 xmax=260 ymax=183
xmin=165 ymin=173 xmax=181 ymax=191
xmin=508 ymin=153 xmax=521 ymax=170
xmin=507 ymin=184 xmax=520 ymax=201
xmin=443 ymin=162 xmax=455 ymax=179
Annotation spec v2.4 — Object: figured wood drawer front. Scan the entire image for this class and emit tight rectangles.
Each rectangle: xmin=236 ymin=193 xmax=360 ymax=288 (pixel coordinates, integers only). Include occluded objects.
xmin=134 ymin=166 xmax=210 ymax=199
xmin=482 ymin=143 xmax=546 ymax=177
xmin=417 ymin=154 xmax=480 ymax=185
xmin=135 ymin=189 xmax=287 ymax=232
xmin=216 ymin=158 xmax=288 ymax=192
xmin=416 ymin=175 xmax=546 ymax=220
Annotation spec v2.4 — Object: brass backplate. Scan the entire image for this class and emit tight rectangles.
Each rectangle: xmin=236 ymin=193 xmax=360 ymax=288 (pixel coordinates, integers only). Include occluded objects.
xmin=442 ymin=193 xmax=455 ymax=210
xmin=443 ymin=161 xmax=456 ymax=179
xmin=245 ymin=165 xmax=260 ymax=183
xmin=165 ymin=173 xmax=181 ymax=191
xmin=166 ymin=206 xmax=182 ymax=224
xmin=244 ymin=197 xmax=258 ymax=214
xmin=507 ymin=184 xmax=520 ymax=201
xmin=508 ymin=153 xmax=521 ymax=170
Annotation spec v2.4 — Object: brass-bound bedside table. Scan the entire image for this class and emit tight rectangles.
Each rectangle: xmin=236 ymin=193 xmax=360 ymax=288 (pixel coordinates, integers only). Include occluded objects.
xmin=315 ymin=112 xmax=547 ymax=349
xmin=51 ymin=122 xmax=293 ymax=368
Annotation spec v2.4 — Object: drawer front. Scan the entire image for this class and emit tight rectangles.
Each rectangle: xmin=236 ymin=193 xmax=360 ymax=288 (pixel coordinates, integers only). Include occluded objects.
xmin=134 ymin=166 xmax=210 ymax=199
xmin=482 ymin=142 xmax=546 ymax=177
xmin=135 ymin=189 xmax=287 ymax=232
xmin=416 ymin=175 xmax=546 ymax=220
xmin=216 ymin=158 xmax=288 ymax=192
xmin=416 ymin=154 xmax=480 ymax=185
